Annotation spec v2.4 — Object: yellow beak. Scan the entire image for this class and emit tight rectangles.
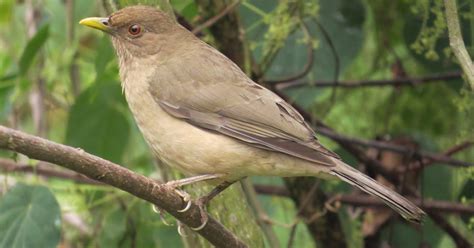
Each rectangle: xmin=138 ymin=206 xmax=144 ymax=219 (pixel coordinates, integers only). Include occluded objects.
xmin=79 ymin=17 xmax=110 ymax=32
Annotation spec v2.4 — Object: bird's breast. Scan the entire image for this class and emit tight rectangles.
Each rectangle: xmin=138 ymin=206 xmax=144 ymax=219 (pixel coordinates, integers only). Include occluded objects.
xmin=121 ymin=66 xmax=254 ymax=177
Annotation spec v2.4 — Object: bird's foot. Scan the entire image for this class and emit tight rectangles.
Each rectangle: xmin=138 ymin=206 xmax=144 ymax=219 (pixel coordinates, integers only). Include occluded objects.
xmin=164 ymin=178 xmax=237 ymax=231
xmin=190 ymin=196 xmax=210 ymax=231
xmin=164 ymin=181 xmax=192 ymax=212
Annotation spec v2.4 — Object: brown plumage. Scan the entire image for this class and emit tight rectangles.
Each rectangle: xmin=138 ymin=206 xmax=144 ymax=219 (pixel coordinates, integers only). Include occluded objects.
xmin=80 ymin=5 xmax=425 ymax=223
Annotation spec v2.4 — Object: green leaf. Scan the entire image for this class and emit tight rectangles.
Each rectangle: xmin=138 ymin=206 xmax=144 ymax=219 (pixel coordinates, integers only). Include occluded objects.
xmin=171 ymin=0 xmax=197 ymax=19
xmin=94 ymin=36 xmax=116 ymax=82
xmin=65 ymin=82 xmax=130 ymax=163
xmin=0 ymin=49 xmax=16 ymax=82
xmin=384 ymin=218 xmax=454 ymax=248
xmin=0 ymin=184 xmax=61 ymax=248
xmin=0 ymin=83 xmax=14 ymax=121
xmin=422 ymin=165 xmax=454 ymax=200
xmin=99 ymin=206 xmax=127 ymax=247
xmin=18 ymin=24 xmax=49 ymax=75
xmin=0 ymin=0 xmax=14 ymax=24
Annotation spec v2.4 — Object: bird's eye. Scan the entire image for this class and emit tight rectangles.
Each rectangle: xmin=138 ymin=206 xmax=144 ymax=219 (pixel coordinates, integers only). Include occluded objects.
xmin=128 ymin=24 xmax=142 ymax=36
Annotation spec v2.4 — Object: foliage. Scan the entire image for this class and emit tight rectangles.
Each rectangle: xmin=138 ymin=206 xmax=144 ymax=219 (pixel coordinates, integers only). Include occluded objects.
xmin=0 ymin=184 xmax=61 ymax=248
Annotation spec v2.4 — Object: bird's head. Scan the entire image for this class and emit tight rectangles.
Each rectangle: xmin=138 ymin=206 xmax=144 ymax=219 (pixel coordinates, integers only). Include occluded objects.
xmin=79 ymin=6 xmax=184 ymax=60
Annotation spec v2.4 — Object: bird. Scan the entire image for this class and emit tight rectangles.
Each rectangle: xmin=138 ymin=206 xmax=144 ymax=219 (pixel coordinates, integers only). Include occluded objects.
xmin=79 ymin=5 xmax=425 ymax=230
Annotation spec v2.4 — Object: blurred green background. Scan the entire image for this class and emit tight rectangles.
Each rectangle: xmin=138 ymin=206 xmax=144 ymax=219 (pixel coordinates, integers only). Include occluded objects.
xmin=0 ymin=0 xmax=473 ymax=247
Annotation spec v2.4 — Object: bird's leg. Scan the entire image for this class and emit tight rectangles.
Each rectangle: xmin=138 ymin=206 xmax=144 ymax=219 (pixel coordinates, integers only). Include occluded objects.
xmin=165 ymin=174 xmax=223 ymax=188
xmin=164 ymin=174 xmax=224 ymax=213
xmin=191 ymin=180 xmax=237 ymax=231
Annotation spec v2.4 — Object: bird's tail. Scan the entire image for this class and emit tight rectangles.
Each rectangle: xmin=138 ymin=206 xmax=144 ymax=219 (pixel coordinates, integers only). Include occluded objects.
xmin=330 ymin=160 xmax=425 ymax=223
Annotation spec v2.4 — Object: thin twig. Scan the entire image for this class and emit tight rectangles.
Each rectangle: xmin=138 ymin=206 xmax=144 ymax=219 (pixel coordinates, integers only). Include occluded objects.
xmin=312 ymin=17 xmax=340 ymax=116
xmin=241 ymin=178 xmax=281 ymax=248
xmin=253 ymin=185 xmax=474 ymax=215
xmin=275 ymin=71 xmax=462 ymax=90
xmin=266 ymin=21 xmax=314 ymax=85
xmin=192 ymin=1 xmax=240 ymax=35
xmin=429 ymin=211 xmax=473 ymax=248
xmin=283 ymin=178 xmax=346 ymax=247
xmin=25 ymin=0 xmax=47 ymax=136
xmin=0 ymin=158 xmax=103 ymax=185
xmin=316 ymin=127 xmax=473 ymax=167
xmin=0 ymin=125 xmax=247 ymax=248
xmin=259 ymin=2 xmax=302 ymax=74
xmin=444 ymin=0 xmax=474 ymax=90
xmin=407 ymin=140 xmax=474 ymax=171
xmin=286 ymin=181 xmax=321 ymax=248
xmin=66 ymin=0 xmax=81 ymax=96
xmin=286 ymin=224 xmax=298 ymax=248
xmin=443 ymin=141 xmax=474 ymax=155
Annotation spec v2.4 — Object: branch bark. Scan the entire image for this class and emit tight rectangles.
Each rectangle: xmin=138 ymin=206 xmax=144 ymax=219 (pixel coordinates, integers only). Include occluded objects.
xmin=0 ymin=125 xmax=247 ymax=248
xmin=428 ymin=212 xmax=473 ymax=248
xmin=253 ymin=185 xmax=474 ymax=215
xmin=444 ymin=0 xmax=474 ymax=90
xmin=316 ymin=127 xmax=473 ymax=168
xmin=275 ymin=71 xmax=462 ymax=90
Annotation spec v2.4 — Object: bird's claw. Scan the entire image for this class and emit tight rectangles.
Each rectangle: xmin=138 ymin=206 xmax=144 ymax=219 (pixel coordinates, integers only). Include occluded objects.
xmin=191 ymin=220 xmax=207 ymax=231
xmin=152 ymin=205 xmax=173 ymax=226
xmin=190 ymin=197 xmax=209 ymax=231
xmin=177 ymin=221 xmax=188 ymax=237
xmin=163 ymin=181 xmax=217 ymax=232
xmin=177 ymin=199 xmax=192 ymax=213
xmin=165 ymin=182 xmax=193 ymax=213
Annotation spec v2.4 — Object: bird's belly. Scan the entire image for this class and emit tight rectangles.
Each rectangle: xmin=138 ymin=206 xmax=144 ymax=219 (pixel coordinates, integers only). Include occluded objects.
xmin=125 ymin=88 xmax=253 ymax=176
xmin=124 ymin=87 xmax=329 ymax=179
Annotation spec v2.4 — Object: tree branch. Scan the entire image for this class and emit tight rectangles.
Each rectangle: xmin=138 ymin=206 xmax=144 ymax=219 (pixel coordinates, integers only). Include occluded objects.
xmin=0 ymin=158 xmax=103 ymax=185
xmin=275 ymin=71 xmax=462 ymax=90
xmin=0 ymin=125 xmax=247 ymax=248
xmin=266 ymin=21 xmax=314 ymax=85
xmin=284 ymin=178 xmax=347 ymax=248
xmin=444 ymin=0 xmax=474 ymax=90
xmin=407 ymin=140 xmax=474 ymax=171
xmin=428 ymin=212 xmax=473 ymax=248
xmin=316 ymin=127 xmax=473 ymax=168
xmin=254 ymin=185 xmax=474 ymax=215
xmin=192 ymin=1 xmax=240 ymax=35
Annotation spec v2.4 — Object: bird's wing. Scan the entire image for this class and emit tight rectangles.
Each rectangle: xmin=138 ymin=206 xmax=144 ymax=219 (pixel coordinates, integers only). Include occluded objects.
xmin=148 ymin=44 xmax=339 ymax=166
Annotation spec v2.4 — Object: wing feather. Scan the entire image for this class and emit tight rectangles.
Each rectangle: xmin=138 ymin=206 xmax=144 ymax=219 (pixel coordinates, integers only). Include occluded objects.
xmin=149 ymin=43 xmax=340 ymax=165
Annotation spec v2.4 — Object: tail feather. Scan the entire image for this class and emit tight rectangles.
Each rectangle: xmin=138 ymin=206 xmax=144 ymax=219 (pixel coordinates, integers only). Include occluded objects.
xmin=330 ymin=161 xmax=425 ymax=223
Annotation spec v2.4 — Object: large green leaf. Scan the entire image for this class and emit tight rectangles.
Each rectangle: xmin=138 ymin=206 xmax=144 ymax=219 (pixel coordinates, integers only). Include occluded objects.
xmin=171 ymin=0 xmax=197 ymax=20
xmin=0 ymin=84 xmax=14 ymax=121
xmin=18 ymin=24 xmax=49 ymax=75
xmin=0 ymin=184 xmax=61 ymax=248
xmin=94 ymin=37 xmax=116 ymax=82
xmin=383 ymin=218 xmax=454 ymax=248
xmin=422 ymin=164 xmax=455 ymax=201
xmin=98 ymin=205 xmax=127 ymax=248
xmin=65 ymin=82 xmax=130 ymax=163
xmin=0 ymin=54 xmax=14 ymax=120
xmin=0 ymin=0 xmax=14 ymax=24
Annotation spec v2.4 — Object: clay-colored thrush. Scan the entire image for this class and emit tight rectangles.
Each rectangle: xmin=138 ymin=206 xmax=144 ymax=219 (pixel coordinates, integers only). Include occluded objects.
xmin=80 ymin=6 xmax=425 ymax=228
